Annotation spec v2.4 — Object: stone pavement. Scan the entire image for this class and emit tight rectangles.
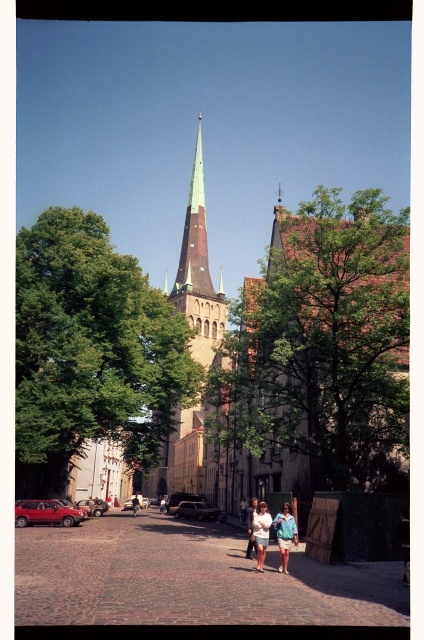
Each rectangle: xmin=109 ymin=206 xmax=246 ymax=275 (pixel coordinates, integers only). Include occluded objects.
xmin=14 ymin=507 xmax=411 ymax=632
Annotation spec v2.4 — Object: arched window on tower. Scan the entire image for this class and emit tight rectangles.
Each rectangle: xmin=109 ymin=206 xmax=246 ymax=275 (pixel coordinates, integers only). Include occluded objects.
xmin=214 ymin=304 xmax=220 ymax=319
xmin=204 ymin=319 xmax=210 ymax=338
xmin=188 ymin=315 xmax=194 ymax=329
xmin=194 ymin=299 xmax=200 ymax=315
xmin=219 ymin=323 xmax=225 ymax=338
xmin=196 ymin=317 xmax=202 ymax=335
xmin=205 ymin=302 xmax=210 ymax=317
xmin=212 ymin=321 xmax=217 ymax=339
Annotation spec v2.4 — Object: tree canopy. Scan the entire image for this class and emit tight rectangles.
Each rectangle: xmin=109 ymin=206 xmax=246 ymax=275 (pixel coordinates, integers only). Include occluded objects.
xmin=205 ymin=187 xmax=410 ymax=492
xmin=16 ymin=206 xmax=204 ymax=495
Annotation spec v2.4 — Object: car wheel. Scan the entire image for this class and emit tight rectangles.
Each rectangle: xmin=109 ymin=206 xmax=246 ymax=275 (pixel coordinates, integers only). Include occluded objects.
xmin=93 ymin=509 xmax=102 ymax=517
xmin=16 ymin=516 xmax=28 ymax=528
xmin=174 ymin=512 xmax=181 ymax=519
xmin=62 ymin=516 xmax=74 ymax=528
xmin=197 ymin=514 xmax=204 ymax=521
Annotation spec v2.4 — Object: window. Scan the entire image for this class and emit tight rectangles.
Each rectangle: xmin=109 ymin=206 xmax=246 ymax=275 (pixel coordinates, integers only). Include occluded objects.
xmin=21 ymin=502 xmax=38 ymax=510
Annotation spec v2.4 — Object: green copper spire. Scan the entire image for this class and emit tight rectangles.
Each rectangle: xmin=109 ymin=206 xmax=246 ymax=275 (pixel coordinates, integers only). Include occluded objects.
xmin=188 ymin=112 xmax=206 ymax=221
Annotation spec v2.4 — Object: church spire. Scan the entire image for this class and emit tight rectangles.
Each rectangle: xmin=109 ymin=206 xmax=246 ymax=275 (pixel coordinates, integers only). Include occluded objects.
xmin=163 ymin=269 xmax=168 ymax=295
xmin=170 ymin=115 xmax=218 ymax=299
xmin=188 ymin=112 xmax=206 ymax=218
xmin=218 ymin=266 xmax=225 ymax=295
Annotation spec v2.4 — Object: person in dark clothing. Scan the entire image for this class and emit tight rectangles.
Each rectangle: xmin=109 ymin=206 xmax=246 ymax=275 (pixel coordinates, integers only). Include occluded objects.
xmin=245 ymin=497 xmax=259 ymax=559
xmin=132 ymin=496 xmax=140 ymax=518
xmin=392 ymin=509 xmax=410 ymax=583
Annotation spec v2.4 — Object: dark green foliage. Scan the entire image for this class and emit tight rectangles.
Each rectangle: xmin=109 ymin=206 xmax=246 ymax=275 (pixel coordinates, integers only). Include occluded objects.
xmin=205 ymin=187 xmax=410 ymax=492
xmin=16 ymin=207 xmax=204 ymax=494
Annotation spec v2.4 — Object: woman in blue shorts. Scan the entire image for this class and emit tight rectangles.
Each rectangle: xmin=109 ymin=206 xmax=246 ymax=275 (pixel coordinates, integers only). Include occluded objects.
xmin=252 ymin=501 xmax=273 ymax=573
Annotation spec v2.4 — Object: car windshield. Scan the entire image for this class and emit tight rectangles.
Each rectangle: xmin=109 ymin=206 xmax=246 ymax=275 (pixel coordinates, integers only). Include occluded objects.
xmin=196 ymin=504 xmax=207 ymax=510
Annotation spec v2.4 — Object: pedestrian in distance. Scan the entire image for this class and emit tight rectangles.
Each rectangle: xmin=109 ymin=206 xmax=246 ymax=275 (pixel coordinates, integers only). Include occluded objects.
xmin=392 ymin=508 xmax=410 ymax=584
xmin=272 ymin=501 xmax=298 ymax=574
xmin=245 ymin=497 xmax=259 ymax=559
xmin=160 ymin=497 xmax=166 ymax=514
xmin=132 ymin=495 xmax=140 ymax=518
xmin=240 ymin=497 xmax=248 ymax=524
xmin=252 ymin=501 xmax=273 ymax=573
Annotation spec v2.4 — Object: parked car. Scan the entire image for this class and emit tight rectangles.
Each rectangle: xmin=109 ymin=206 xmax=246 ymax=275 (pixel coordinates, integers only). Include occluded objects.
xmin=169 ymin=501 xmax=220 ymax=521
xmin=122 ymin=495 xmax=143 ymax=511
xmin=149 ymin=498 xmax=159 ymax=507
xmin=165 ymin=492 xmax=205 ymax=513
xmin=15 ymin=500 xmax=84 ymax=528
xmin=203 ymin=503 xmax=221 ymax=519
xmin=52 ymin=499 xmax=89 ymax=520
xmin=122 ymin=498 xmax=134 ymax=511
xmin=75 ymin=499 xmax=109 ymax=517
xmin=142 ymin=497 xmax=150 ymax=509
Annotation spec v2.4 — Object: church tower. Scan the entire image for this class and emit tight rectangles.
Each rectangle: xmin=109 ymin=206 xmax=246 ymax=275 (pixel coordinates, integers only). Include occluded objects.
xmin=161 ymin=114 xmax=228 ymax=497
xmin=168 ymin=113 xmax=227 ymax=358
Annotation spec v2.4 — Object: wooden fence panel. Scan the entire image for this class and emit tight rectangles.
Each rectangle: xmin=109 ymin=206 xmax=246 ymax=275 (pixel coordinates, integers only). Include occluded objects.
xmin=305 ymin=497 xmax=340 ymax=564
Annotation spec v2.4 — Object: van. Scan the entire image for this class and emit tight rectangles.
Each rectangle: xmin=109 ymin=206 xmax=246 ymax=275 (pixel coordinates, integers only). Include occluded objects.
xmin=165 ymin=493 xmax=205 ymax=513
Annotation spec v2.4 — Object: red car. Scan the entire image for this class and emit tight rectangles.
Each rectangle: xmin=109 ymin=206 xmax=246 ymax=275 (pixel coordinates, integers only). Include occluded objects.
xmin=52 ymin=499 xmax=90 ymax=520
xmin=15 ymin=499 xmax=84 ymax=528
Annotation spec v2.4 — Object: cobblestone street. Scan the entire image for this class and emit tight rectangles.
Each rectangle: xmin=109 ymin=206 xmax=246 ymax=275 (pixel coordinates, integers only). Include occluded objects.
xmin=15 ymin=507 xmax=411 ymax=632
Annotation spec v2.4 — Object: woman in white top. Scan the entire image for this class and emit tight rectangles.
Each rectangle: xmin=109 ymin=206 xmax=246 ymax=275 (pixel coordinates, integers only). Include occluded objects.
xmin=252 ymin=501 xmax=273 ymax=573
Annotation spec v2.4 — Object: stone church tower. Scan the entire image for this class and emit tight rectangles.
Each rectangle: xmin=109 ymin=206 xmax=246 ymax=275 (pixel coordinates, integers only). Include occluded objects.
xmin=143 ymin=115 xmax=227 ymax=500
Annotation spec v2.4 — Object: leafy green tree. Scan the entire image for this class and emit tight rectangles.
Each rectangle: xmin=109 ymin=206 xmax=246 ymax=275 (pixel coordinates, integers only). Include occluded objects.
xmin=206 ymin=187 xmax=410 ymax=492
xmin=16 ymin=206 xmax=204 ymax=495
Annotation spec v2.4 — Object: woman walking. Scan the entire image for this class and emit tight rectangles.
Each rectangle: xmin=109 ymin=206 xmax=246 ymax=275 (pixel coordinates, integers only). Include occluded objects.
xmin=252 ymin=501 xmax=273 ymax=573
xmin=272 ymin=502 xmax=298 ymax=574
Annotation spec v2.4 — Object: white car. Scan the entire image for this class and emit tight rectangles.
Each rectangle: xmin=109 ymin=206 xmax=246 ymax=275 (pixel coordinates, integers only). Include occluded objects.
xmin=122 ymin=495 xmax=144 ymax=511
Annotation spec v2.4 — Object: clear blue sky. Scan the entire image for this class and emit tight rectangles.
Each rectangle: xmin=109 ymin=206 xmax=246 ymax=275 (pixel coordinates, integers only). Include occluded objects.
xmin=16 ymin=20 xmax=412 ymax=302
